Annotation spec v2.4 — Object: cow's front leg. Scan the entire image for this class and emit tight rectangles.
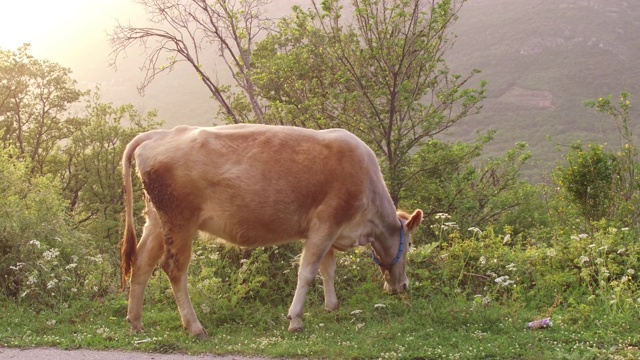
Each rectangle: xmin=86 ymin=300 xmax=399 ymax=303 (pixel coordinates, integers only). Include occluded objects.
xmin=287 ymin=240 xmax=333 ymax=332
xmin=319 ymin=249 xmax=339 ymax=312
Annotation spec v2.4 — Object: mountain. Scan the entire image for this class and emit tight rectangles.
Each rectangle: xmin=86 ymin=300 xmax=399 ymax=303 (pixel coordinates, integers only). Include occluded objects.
xmin=443 ymin=0 xmax=640 ymax=179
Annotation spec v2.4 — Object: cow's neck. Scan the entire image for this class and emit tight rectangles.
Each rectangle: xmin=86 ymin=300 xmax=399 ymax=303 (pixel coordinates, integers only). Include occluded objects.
xmin=370 ymin=199 xmax=402 ymax=264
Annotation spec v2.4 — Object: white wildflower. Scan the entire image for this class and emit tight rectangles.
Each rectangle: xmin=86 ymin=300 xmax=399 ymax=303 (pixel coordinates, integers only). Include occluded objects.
xmin=627 ymin=269 xmax=635 ymax=275
xmin=374 ymin=304 xmax=386 ymax=309
xmin=350 ymin=309 xmax=363 ymax=315
xmin=65 ymin=263 xmax=77 ymax=270
xmin=29 ymin=240 xmax=41 ymax=248
xmin=468 ymin=227 xmax=482 ymax=235
xmin=9 ymin=262 xmax=25 ymax=270
xmin=571 ymin=235 xmax=580 ymax=241
xmin=502 ymin=234 xmax=511 ymax=244
xmin=579 ymin=256 xmax=589 ymax=264
xmin=506 ymin=263 xmax=517 ymax=271
xmin=578 ymin=234 xmax=588 ymax=239
xmin=46 ymin=320 xmax=56 ymax=326
xmin=435 ymin=213 xmax=450 ymax=219
xmin=43 ymin=248 xmax=60 ymax=261
xmin=479 ymin=256 xmax=486 ymax=265
xmin=444 ymin=222 xmax=458 ymax=229
xmin=47 ymin=279 xmax=58 ymax=289
xmin=546 ymin=248 xmax=556 ymax=257
xmin=494 ymin=275 xmax=515 ymax=287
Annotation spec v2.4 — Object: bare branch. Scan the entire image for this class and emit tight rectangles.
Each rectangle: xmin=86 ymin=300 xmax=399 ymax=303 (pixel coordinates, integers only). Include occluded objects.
xmin=109 ymin=0 xmax=275 ymax=124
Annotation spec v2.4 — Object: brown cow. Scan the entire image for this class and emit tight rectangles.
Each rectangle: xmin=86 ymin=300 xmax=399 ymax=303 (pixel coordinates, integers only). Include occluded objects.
xmin=120 ymin=124 xmax=422 ymax=337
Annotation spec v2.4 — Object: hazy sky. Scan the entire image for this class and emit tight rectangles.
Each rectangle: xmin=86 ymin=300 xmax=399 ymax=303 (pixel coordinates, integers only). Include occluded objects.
xmin=0 ymin=0 xmax=141 ymax=65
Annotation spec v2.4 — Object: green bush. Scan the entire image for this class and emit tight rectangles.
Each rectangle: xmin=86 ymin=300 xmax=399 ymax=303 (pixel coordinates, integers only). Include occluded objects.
xmin=0 ymin=149 xmax=105 ymax=310
xmin=408 ymin=213 xmax=640 ymax=316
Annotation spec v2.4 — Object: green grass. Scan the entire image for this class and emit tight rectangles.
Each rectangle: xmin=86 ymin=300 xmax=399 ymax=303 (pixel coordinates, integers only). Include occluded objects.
xmin=2 ymin=285 xmax=640 ymax=359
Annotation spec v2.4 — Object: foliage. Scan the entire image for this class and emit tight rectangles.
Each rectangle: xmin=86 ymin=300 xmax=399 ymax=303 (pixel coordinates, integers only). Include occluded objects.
xmin=109 ymin=0 xmax=273 ymax=124
xmin=252 ymin=0 xmax=486 ymax=205
xmin=0 ymin=148 xmax=95 ymax=308
xmin=61 ymin=91 xmax=162 ymax=273
xmin=3 ymin=218 xmax=640 ymax=359
xmin=0 ymin=45 xmax=86 ymax=176
xmin=408 ymin=213 xmax=640 ymax=319
xmin=558 ymin=143 xmax=614 ymax=222
xmin=550 ymin=92 xmax=640 ymax=231
xmin=188 ymin=242 xmax=301 ymax=315
xmin=402 ymin=132 xmax=544 ymax=241
xmin=0 ymin=47 xmax=162 ymax=304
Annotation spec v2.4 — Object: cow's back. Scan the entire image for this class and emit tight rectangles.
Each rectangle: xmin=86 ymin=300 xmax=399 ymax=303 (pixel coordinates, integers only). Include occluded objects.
xmin=134 ymin=124 xmax=382 ymax=247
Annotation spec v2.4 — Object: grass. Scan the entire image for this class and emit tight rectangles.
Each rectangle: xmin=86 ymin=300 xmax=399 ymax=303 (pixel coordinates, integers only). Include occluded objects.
xmin=2 ymin=280 xmax=640 ymax=359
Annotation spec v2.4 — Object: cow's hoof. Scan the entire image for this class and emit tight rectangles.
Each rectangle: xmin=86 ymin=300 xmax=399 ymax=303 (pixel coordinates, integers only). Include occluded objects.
xmin=325 ymin=302 xmax=340 ymax=312
xmin=287 ymin=317 xmax=304 ymax=333
xmin=187 ymin=324 xmax=209 ymax=340
xmin=128 ymin=319 xmax=144 ymax=334
xmin=129 ymin=326 xmax=144 ymax=334
xmin=195 ymin=331 xmax=210 ymax=340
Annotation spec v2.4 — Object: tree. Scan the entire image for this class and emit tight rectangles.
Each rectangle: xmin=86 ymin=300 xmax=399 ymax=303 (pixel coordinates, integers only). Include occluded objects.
xmin=402 ymin=133 xmax=540 ymax=240
xmin=0 ymin=44 xmax=86 ymax=176
xmin=62 ymin=91 xmax=162 ymax=254
xmin=252 ymin=0 xmax=485 ymax=205
xmin=551 ymin=93 xmax=640 ymax=231
xmin=109 ymin=0 xmax=274 ymax=124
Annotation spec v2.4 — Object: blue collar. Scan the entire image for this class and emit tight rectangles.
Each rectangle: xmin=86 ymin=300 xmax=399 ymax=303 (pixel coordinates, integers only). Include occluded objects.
xmin=371 ymin=222 xmax=405 ymax=271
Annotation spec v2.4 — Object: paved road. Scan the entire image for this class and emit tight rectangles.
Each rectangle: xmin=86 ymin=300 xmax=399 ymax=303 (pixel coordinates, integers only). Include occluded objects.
xmin=0 ymin=347 xmax=267 ymax=360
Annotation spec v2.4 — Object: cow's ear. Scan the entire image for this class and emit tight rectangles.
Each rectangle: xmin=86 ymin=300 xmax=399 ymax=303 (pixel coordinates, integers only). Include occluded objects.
xmin=406 ymin=209 xmax=423 ymax=232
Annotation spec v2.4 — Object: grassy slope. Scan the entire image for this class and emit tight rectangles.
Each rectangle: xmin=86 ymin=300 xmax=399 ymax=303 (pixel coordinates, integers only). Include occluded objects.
xmin=444 ymin=0 xmax=640 ymax=180
xmin=2 ymin=282 xmax=640 ymax=359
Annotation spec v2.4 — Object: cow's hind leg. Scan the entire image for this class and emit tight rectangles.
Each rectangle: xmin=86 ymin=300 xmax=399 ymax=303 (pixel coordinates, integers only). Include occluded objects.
xmin=127 ymin=207 xmax=165 ymax=334
xmin=320 ymin=248 xmax=339 ymax=312
xmin=160 ymin=225 xmax=207 ymax=338
xmin=287 ymin=232 xmax=335 ymax=333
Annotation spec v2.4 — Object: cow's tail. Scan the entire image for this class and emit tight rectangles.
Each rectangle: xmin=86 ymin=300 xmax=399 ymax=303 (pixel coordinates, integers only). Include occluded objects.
xmin=120 ymin=132 xmax=152 ymax=291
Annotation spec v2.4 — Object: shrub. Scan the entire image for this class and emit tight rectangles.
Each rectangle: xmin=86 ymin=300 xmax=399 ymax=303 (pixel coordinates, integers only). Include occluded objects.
xmin=0 ymin=149 xmax=104 ymax=310
xmin=408 ymin=213 xmax=640 ymax=316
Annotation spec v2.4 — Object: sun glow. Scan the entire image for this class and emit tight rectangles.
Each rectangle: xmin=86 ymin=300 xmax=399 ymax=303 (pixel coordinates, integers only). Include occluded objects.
xmin=1 ymin=1 xmax=85 ymax=50
xmin=0 ymin=0 xmax=129 ymax=53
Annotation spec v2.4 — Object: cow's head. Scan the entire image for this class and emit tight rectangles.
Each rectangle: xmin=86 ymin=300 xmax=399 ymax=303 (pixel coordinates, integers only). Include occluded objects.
xmin=376 ymin=209 xmax=423 ymax=294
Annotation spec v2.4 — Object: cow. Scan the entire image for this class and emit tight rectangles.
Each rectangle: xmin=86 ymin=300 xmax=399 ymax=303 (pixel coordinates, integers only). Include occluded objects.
xmin=120 ymin=124 xmax=423 ymax=337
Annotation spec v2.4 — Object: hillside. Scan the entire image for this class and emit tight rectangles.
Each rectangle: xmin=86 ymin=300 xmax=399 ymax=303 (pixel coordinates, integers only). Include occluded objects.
xmin=443 ymin=0 xmax=640 ymax=179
